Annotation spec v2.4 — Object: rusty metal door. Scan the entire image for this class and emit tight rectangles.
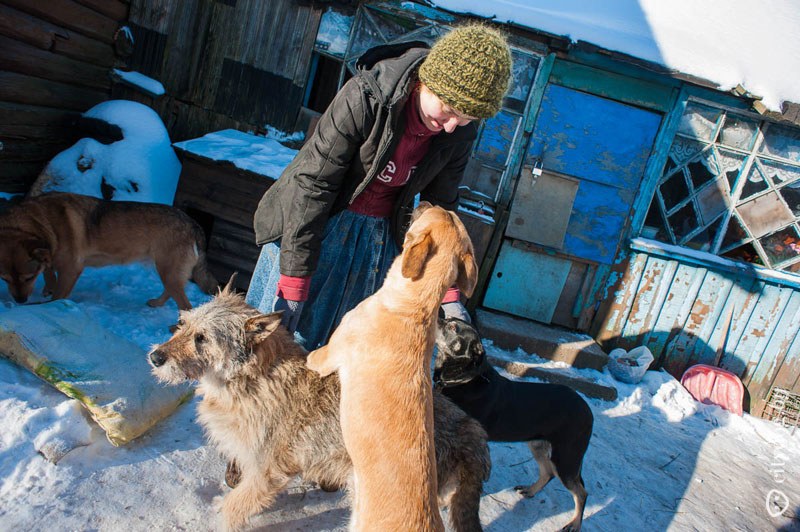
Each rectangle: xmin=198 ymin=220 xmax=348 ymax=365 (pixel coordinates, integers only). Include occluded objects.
xmin=484 ymin=83 xmax=663 ymax=328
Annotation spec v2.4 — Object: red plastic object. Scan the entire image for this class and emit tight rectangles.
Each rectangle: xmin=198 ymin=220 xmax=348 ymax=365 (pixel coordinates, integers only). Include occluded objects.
xmin=681 ymin=364 xmax=744 ymax=416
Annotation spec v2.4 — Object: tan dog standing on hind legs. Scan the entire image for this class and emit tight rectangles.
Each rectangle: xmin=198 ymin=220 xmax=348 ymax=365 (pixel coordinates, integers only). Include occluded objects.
xmin=0 ymin=192 xmax=217 ymax=309
xmin=307 ymin=202 xmax=479 ymax=532
xmin=148 ymin=283 xmax=490 ymax=532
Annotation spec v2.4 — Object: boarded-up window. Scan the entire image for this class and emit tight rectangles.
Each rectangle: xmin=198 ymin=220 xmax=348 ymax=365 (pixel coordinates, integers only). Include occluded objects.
xmin=642 ymin=101 xmax=800 ymax=272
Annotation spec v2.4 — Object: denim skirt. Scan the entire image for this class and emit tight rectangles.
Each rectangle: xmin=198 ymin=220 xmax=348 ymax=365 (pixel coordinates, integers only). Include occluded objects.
xmin=245 ymin=210 xmax=399 ymax=350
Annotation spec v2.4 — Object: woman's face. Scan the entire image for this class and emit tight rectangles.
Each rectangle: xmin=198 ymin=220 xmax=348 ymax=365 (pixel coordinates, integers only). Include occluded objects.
xmin=417 ymin=84 xmax=477 ymax=134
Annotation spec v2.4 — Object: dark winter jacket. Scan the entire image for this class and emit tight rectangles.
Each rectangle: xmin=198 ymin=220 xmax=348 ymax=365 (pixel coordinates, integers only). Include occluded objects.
xmin=252 ymin=41 xmax=478 ymax=277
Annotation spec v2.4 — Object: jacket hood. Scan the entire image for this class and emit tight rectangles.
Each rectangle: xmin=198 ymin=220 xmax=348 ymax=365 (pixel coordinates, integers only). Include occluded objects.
xmin=356 ymin=41 xmax=430 ymax=107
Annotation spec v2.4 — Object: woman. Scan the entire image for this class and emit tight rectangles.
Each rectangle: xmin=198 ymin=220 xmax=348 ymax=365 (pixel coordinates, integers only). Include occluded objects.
xmin=247 ymin=24 xmax=512 ymax=350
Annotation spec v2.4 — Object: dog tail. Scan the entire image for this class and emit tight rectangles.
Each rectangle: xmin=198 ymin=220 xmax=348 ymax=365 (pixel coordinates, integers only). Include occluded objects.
xmin=191 ymin=235 xmax=219 ymax=294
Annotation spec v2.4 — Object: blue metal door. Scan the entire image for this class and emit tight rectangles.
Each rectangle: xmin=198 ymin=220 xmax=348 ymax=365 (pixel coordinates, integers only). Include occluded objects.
xmin=484 ymin=83 xmax=663 ymax=326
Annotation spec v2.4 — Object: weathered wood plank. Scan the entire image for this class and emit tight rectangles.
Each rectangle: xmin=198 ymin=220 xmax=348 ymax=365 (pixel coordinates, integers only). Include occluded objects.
xmin=0 ymin=70 xmax=107 ymax=111
xmin=0 ymin=4 xmax=115 ymax=67
xmin=748 ymin=291 xmax=800 ymax=414
xmin=3 ymin=0 xmax=119 ymax=44
xmin=487 ymin=356 xmax=618 ymax=401
xmin=0 ymin=138 xmax=67 ymax=162
xmin=594 ymin=252 xmax=647 ymax=347
xmin=0 ymin=161 xmax=49 ymax=190
xmin=731 ymin=284 xmax=787 ymax=385
xmin=0 ymin=101 xmax=79 ymax=126
xmin=652 ymin=263 xmax=707 ymax=374
xmin=0 ymin=4 xmax=59 ymax=50
xmin=617 ymin=255 xmax=674 ymax=350
xmin=72 ymin=0 xmax=128 ymax=21
xmin=0 ymin=35 xmax=111 ymax=91
xmin=664 ymin=269 xmax=728 ymax=374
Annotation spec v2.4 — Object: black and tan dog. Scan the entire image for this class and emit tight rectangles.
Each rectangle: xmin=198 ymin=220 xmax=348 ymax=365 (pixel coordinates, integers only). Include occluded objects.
xmin=434 ymin=317 xmax=593 ymax=532
xmin=0 ymin=192 xmax=217 ymax=309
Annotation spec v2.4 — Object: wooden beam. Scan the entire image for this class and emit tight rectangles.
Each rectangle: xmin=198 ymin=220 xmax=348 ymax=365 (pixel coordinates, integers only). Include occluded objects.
xmin=72 ymin=0 xmax=129 ymax=21
xmin=0 ymin=35 xmax=111 ymax=90
xmin=0 ymin=70 xmax=107 ymax=111
xmin=0 ymin=4 xmax=59 ymax=50
xmin=3 ymin=0 xmax=119 ymax=44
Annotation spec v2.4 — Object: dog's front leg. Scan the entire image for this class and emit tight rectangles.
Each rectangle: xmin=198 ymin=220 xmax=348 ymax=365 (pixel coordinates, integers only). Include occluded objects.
xmin=51 ymin=263 xmax=83 ymax=300
xmin=42 ymin=267 xmax=56 ymax=297
xmin=306 ymin=344 xmax=339 ymax=377
xmin=219 ymin=470 xmax=288 ymax=531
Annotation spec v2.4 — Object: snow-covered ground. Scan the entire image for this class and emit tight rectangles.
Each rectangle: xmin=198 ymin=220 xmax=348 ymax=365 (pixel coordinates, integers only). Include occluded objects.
xmin=1 ymin=263 xmax=798 ymax=531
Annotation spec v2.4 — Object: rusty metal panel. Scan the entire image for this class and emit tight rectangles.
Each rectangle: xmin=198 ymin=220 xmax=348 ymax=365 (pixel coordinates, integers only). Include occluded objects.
xmin=506 ymin=169 xmax=578 ymax=248
xmin=484 ymin=242 xmax=572 ymax=323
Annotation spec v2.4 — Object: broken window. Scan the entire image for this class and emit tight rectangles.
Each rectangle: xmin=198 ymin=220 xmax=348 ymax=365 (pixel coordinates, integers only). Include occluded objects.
xmin=642 ymin=101 xmax=800 ymax=273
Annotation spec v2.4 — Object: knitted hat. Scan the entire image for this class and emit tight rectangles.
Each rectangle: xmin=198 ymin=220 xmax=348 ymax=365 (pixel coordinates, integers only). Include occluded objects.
xmin=418 ymin=25 xmax=512 ymax=119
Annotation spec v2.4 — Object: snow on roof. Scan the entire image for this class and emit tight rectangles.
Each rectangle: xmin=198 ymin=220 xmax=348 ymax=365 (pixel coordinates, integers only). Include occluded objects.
xmin=432 ymin=0 xmax=800 ymax=111
xmin=172 ymin=129 xmax=298 ymax=179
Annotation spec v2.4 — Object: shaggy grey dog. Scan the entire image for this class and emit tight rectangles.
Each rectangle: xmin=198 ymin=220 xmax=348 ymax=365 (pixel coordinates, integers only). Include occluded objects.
xmin=148 ymin=286 xmax=490 ymax=532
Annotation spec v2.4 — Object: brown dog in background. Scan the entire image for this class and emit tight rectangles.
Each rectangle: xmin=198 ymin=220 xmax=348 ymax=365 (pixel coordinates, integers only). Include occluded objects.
xmin=307 ymin=202 xmax=479 ymax=532
xmin=148 ymin=285 xmax=490 ymax=532
xmin=0 ymin=192 xmax=217 ymax=309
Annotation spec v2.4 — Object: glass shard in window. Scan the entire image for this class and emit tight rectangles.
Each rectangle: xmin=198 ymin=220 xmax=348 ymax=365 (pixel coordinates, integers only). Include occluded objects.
xmin=677 ymin=102 xmax=721 ymax=140
xmin=717 ymin=149 xmax=746 ymax=190
xmin=737 ymin=191 xmax=795 ymax=238
xmin=720 ymin=214 xmax=749 ymax=252
xmin=740 ymin=162 xmax=770 ymax=199
xmin=663 ymin=155 xmax=677 ymax=176
xmin=669 ymin=137 xmax=708 ymax=166
xmin=668 ymin=202 xmax=698 ymax=241
xmin=785 ymin=261 xmax=800 ymax=273
xmin=685 ymin=216 xmax=722 ymax=251
xmin=758 ymin=158 xmax=800 ymax=185
xmin=696 ymin=177 xmax=731 ymax=225
xmin=722 ymin=242 xmax=763 ymax=265
xmin=760 ymin=226 xmax=800 ymax=265
xmin=315 ymin=8 xmax=355 ymax=57
xmin=779 ymin=182 xmax=800 ymax=217
xmin=719 ymin=114 xmax=758 ymax=150
xmin=504 ymin=50 xmax=538 ymax=114
xmin=759 ymin=124 xmax=800 ymax=162
xmin=660 ymin=170 xmax=689 ymax=211
xmin=642 ymin=202 xmax=670 ymax=242
xmin=686 ymin=152 xmax=718 ymax=189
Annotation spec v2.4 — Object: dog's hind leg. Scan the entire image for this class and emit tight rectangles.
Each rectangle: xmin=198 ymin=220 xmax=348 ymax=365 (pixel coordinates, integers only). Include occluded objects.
xmin=220 ymin=470 xmax=289 ymax=531
xmin=150 ymin=257 xmax=193 ymax=310
xmin=515 ymin=440 xmax=555 ymax=498
xmin=446 ymin=457 xmax=486 ymax=532
xmin=558 ymin=475 xmax=587 ymax=532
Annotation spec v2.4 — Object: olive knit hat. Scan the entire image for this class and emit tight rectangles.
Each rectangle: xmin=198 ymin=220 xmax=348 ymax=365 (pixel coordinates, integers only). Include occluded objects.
xmin=418 ymin=24 xmax=512 ymax=119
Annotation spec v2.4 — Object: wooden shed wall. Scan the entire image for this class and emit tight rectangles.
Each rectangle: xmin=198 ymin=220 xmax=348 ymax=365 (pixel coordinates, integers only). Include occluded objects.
xmin=123 ymin=0 xmax=322 ymax=143
xmin=0 ymin=0 xmax=127 ymax=194
xmin=593 ymin=248 xmax=800 ymax=417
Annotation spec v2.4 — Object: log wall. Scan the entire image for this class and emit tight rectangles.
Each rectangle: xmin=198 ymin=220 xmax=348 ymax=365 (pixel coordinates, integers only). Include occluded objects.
xmin=0 ymin=0 xmax=128 ymax=193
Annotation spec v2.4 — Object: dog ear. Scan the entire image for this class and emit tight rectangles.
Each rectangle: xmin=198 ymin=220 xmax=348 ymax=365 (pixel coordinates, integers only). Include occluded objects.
xmin=220 ymin=273 xmax=238 ymax=295
xmin=244 ymin=312 xmax=283 ymax=348
xmin=401 ymin=230 xmax=433 ymax=279
xmin=23 ymin=239 xmax=51 ymax=264
xmin=456 ymin=252 xmax=478 ymax=297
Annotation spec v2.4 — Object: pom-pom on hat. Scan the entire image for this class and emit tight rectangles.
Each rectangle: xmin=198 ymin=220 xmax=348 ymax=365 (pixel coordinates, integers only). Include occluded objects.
xmin=418 ymin=24 xmax=512 ymax=119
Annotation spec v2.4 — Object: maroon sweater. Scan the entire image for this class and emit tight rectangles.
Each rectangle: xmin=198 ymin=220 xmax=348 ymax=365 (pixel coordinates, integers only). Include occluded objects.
xmin=277 ymin=88 xmax=459 ymax=304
